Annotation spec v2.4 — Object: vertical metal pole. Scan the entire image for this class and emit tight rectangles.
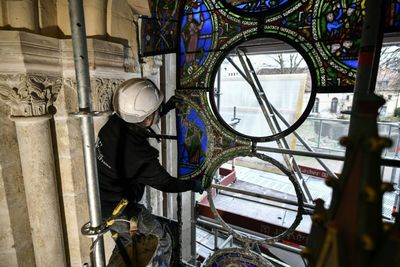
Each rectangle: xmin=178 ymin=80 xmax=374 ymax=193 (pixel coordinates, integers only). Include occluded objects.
xmin=391 ymin=124 xmax=400 ymax=215
xmin=213 ymin=228 xmax=218 ymax=250
xmin=317 ymin=119 xmax=323 ymax=149
xmin=233 ymin=50 xmax=313 ymax=202
xmin=177 ymin=193 xmax=183 ymax=264
xmin=190 ymin=192 xmax=197 ymax=264
xmin=217 ymin=70 xmax=221 ymax=111
xmin=160 ymin=55 xmax=169 ymax=217
xmin=146 ymin=186 xmax=153 ymax=212
xmin=67 ymin=1 xmax=106 ymax=266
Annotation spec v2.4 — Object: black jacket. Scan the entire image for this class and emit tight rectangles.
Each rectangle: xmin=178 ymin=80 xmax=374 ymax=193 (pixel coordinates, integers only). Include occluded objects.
xmin=96 ymin=114 xmax=195 ymax=217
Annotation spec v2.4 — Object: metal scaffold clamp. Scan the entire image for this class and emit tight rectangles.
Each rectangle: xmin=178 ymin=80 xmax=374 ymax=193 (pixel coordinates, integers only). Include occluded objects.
xmin=81 ymin=199 xmax=129 ymax=238
xmin=69 ymin=110 xmax=112 ymax=118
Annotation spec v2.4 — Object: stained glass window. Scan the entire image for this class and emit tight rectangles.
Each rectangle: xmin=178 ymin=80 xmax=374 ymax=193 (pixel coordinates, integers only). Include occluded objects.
xmin=139 ymin=0 xmax=400 ymax=257
xmin=179 ymin=1 xmax=215 ymax=84
xmin=386 ymin=0 xmax=400 ymax=32
xmin=177 ymin=107 xmax=208 ymax=178
xmin=177 ymin=0 xmax=368 ymax=91
xmin=220 ymin=0 xmax=294 ymax=14
xmin=139 ymin=0 xmax=400 ymax=180
xmin=139 ymin=1 xmax=183 ymax=56
xmin=142 ymin=1 xmax=400 ymax=86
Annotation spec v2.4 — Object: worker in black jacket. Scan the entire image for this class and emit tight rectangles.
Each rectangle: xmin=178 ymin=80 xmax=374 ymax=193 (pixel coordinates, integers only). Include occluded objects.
xmin=96 ymin=78 xmax=203 ymax=266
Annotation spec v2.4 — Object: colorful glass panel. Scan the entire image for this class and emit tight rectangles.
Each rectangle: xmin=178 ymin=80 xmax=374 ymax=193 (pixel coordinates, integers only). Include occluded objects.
xmin=177 ymin=106 xmax=208 ymax=178
xmin=203 ymin=248 xmax=273 ymax=267
xmin=141 ymin=0 xmax=400 ymax=180
xmin=143 ymin=0 xmax=400 ymax=89
xmin=178 ymin=0 xmax=368 ymax=90
xmin=386 ymin=0 xmax=400 ymax=32
xmin=141 ymin=17 xmax=177 ymax=56
xmin=140 ymin=0 xmax=182 ymax=56
xmin=175 ymin=91 xmax=251 ymax=180
xmin=313 ymin=0 xmax=365 ymax=70
xmin=221 ymin=0 xmax=292 ymax=13
xmin=179 ymin=1 xmax=217 ymax=86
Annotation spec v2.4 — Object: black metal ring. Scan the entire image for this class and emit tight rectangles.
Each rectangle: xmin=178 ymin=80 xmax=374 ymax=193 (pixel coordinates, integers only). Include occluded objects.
xmin=206 ymin=152 xmax=305 ymax=245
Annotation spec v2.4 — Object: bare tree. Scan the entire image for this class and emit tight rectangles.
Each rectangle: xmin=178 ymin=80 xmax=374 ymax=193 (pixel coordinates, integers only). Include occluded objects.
xmin=271 ymin=53 xmax=304 ymax=74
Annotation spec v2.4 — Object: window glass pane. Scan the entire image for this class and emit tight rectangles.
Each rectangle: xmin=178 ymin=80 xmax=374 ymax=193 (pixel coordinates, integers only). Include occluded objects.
xmin=211 ymin=38 xmax=312 ymax=138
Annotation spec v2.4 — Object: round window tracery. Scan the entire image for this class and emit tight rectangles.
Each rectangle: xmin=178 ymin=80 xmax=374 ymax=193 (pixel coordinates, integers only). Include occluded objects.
xmin=209 ymin=37 xmax=314 ymax=141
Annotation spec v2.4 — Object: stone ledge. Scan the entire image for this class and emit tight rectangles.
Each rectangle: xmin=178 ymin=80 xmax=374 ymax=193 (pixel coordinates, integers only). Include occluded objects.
xmin=0 ymin=31 xmax=61 ymax=74
xmin=0 ymin=30 xmax=138 ymax=77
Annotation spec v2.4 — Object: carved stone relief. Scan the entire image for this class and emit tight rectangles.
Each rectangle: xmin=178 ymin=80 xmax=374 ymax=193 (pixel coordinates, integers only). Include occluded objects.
xmin=92 ymin=78 xmax=125 ymax=112
xmin=0 ymin=74 xmax=62 ymax=117
xmin=63 ymin=77 xmax=125 ymax=113
xmin=142 ymin=55 xmax=163 ymax=76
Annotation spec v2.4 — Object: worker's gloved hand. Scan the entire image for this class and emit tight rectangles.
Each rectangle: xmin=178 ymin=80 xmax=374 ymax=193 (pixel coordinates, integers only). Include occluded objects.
xmin=160 ymin=95 xmax=184 ymax=116
xmin=192 ymin=178 xmax=205 ymax=194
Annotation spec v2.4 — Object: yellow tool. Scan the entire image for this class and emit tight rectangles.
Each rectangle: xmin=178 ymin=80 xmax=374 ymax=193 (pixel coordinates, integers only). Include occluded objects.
xmin=106 ymin=198 xmax=129 ymax=227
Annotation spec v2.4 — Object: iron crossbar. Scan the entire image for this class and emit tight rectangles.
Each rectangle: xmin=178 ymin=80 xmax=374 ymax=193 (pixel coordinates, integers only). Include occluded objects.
xmin=196 ymin=216 xmax=304 ymax=254
xmin=211 ymin=184 xmax=315 ymax=209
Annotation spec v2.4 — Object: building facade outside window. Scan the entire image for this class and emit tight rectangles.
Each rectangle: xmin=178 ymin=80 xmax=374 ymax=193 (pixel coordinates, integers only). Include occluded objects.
xmin=312 ymin=97 xmax=319 ymax=113
xmin=330 ymin=97 xmax=338 ymax=113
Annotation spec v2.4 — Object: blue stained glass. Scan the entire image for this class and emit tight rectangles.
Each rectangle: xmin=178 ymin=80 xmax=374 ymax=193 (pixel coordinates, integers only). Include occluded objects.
xmin=198 ymin=39 xmax=206 ymax=48
xmin=385 ymin=1 xmax=400 ymax=32
xmin=180 ymin=1 xmax=213 ymax=69
xmin=204 ymin=38 xmax=212 ymax=49
xmin=177 ymin=108 xmax=208 ymax=177
xmin=230 ymin=0 xmax=290 ymax=13
xmin=200 ymin=18 xmax=213 ymax=34
xmin=395 ymin=2 xmax=400 ymax=29
xmin=342 ymin=59 xmax=358 ymax=68
xmin=210 ymin=252 xmax=260 ymax=267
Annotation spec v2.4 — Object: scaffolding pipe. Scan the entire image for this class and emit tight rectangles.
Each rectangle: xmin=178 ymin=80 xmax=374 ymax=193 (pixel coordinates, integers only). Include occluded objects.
xmin=227 ymin=55 xmax=337 ymax=179
xmin=257 ymin=146 xmax=345 ymax=160
xmin=232 ymin=52 xmax=313 ymax=202
xmin=269 ymin=105 xmax=338 ymax=179
xmin=219 ymin=191 xmax=313 ymax=214
xmin=240 ymin=49 xmax=312 ymax=200
xmin=191 ymin=192 xmax=197 ymax=263
xmin=211 ymin=184 xmax=315 ymax=209
xmin=219 ymin=235 xmax=234 ymax=249
xmin=68 ymin=1 xmax=105 ymax=266
xmin=197 ymin=216 xmax=304 ymax=254
xmin=256 ymin=145 xmax=399 ymax=168
xmin=213 ymin=228 xmax=219 ymax=250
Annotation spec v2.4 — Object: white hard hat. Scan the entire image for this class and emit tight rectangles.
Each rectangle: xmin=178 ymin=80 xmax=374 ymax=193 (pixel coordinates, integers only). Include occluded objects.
xmin=113 ymin=78 xmax=164 ymax=123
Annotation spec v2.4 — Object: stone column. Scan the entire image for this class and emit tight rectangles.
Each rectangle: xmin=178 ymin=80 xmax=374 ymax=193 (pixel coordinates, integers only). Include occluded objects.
xmin=12 ymin=115 xmax=67 ymax=267
xmin=1 ymin=74 xmax=67 ymax=267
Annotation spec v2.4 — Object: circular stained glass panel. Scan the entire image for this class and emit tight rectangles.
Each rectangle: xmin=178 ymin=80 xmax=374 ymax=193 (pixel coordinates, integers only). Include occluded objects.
xmin=203 ymin=248 xmax=273 ymax=267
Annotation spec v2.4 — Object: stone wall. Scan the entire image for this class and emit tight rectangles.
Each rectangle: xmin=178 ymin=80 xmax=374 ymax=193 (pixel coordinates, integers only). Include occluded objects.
xmin=0 ymin=1 xmax=168 ymax=266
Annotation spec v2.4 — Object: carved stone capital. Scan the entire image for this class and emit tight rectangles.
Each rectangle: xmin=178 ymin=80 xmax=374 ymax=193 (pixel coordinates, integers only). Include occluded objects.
xmin=62 ymin=77 xmax=125 ymax=113
xmin=92 ymin=78 xmax=125 ymax=112
xmin=142 ymin=55 xmax=163 ymax=76
xmin=0 ymin=74 xmax=62 ymax=116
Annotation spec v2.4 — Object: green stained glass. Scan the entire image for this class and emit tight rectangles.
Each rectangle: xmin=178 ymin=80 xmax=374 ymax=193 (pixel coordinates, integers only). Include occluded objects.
xmin=178 ymin=0 xmax=367 ymax=90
